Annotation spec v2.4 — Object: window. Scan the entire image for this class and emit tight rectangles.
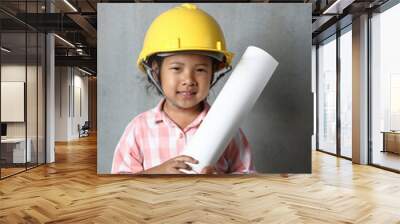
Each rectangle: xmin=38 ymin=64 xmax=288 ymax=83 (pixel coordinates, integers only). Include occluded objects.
xmin=370 ymin=2 xmax=400 ymax=171
xmin=340 ymin=27 xmax=352 ymax=158
xmin=318 ymin=35 xmax=337 ymax=154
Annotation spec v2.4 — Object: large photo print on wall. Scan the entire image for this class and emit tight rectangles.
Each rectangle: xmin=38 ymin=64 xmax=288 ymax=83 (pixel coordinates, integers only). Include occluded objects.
xmin=97 ymin=3 xmax=312 ymax=174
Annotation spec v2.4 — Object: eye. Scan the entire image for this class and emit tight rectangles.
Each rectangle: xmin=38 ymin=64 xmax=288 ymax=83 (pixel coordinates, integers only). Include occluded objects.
xmin=170 ymin=67 xmax=181 ymax=72
xmin=196 ymin=68 xmax=208 ymax=73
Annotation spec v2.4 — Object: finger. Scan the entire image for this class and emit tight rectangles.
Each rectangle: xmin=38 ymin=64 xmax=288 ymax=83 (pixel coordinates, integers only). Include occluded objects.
xmin=177 ymin=168 xmax=196 ymax=174
xmin=170 ymin=166 xmax=190 ymax=174
xmin=175 ymin=155 xmax=199 ymax=164
xmin=200 ymin=168 xmax=210 ymax=174
xmin=176 ymin=169 xmax=187 ymax=174
xmin=174 ymin=161 xmax=193 ymax=170
xmin=175 ymin=155 xmax=198 ymax=164
xmin=167 ymin=168 xmax=184 ymax=174
xmin=209 ymin=167 xmax=217 ymax=175
xmin=200 ymin=166 xmax=216 ymax=174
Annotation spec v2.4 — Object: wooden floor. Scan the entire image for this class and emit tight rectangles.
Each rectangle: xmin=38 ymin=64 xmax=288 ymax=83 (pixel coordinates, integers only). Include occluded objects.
xmin=1 ymin=134 xmax=400 ymax=223
xmin=1 ymin=163 xmax=45 ymax=178
xmin=1 ymin=167 xmax=26 ymax=178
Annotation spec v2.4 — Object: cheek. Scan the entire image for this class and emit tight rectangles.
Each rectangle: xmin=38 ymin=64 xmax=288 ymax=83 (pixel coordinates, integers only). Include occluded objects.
xmin=197 ymin=75 xmax=212 ymax=93
xmin=198 ymin=75 xmax=212 ymax=86
xmin=160 ymin=75 xmax=177 ymax=93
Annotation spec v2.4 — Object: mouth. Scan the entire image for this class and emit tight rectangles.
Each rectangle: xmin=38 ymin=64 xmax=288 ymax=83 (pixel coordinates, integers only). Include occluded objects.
xmin=177 ymin=90 xmax=197 ymax=98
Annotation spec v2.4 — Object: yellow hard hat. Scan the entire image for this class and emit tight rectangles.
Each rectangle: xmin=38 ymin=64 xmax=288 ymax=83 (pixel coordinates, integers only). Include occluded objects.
xmin=137 ymin=3 xmax=234 ymax=73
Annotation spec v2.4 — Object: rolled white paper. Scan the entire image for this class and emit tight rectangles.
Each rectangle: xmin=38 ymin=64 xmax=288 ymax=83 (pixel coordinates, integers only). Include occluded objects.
xmin=180 ymin=46 xmax=279 ymax=174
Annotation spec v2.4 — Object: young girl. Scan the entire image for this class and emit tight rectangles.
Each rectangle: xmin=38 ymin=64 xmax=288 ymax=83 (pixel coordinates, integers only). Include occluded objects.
xmin=111 ymin=3 xmax=255 ymax=174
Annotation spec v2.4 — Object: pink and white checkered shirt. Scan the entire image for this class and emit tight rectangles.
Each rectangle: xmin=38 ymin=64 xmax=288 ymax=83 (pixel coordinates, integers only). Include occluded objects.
xmin=111 ymin=99 xmax=256 ymax=174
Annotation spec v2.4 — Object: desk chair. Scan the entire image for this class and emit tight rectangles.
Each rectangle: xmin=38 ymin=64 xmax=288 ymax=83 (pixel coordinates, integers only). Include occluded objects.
xmin=78 ymin=121 xmax=90 ymax=138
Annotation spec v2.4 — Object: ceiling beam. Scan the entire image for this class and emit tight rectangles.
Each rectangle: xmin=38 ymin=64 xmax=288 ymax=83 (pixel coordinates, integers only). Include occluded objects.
xmin=55 ymin=55 xmax=96 ymax=69
xmin=67 ymin=13 xmax=97 ymax=46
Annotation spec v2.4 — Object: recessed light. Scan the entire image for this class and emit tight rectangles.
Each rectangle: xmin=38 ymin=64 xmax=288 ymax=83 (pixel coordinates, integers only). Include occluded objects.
xmin=1 ymin=47 xmax=11 ymax=53
xmin=63 ymin=0 xmax=78 ymax=12
xmin=78 ymin=67 xmax=93 ymax=76
xmin=54 ymin=34 xmax=75 ymax=48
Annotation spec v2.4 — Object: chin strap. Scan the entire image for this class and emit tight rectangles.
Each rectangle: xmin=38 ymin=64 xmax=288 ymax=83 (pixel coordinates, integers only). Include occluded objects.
xmin=142 ymin=61 xmax=164 ymax=96
xmin=210 ymin=65 xmax=232 ymax=88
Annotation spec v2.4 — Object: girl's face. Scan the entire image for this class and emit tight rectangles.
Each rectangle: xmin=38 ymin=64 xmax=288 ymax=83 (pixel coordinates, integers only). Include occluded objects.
xmin=156 ymin=53 xmax=213 ymax=111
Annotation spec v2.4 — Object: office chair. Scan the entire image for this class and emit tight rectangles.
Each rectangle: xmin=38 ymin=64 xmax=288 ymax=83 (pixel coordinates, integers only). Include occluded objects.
xmin=79 ymin=121 xmax=90 ymax=138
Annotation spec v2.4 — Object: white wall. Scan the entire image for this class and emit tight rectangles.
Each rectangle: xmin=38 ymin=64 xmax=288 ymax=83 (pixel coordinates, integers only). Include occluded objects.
xmin=72 ymin=72 xmax=89 ymax=138
xmin=55 ymin=67 xmax=89 ymax=141
xmin=1 ymin=64 xmax=41 ymax=138
xmin=55 ymin=67 xmax=69 ymax=141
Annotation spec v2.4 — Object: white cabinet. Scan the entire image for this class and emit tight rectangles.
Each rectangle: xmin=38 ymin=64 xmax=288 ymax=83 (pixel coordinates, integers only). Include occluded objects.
xmin=1 ymin=138 xmax=32 ymax=163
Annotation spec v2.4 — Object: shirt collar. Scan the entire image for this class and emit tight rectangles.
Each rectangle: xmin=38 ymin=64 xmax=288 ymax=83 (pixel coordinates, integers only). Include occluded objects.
xmin=154 ymin=99 xmax=165 ymax=123
xmin=153 ymin=98 xmax=210 ymax=129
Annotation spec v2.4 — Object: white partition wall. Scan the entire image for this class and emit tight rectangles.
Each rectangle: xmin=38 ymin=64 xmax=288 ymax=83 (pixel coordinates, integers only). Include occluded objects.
xmin=54 ymin=67 xmax=89 ymax=142
xmin=1 ymin=82 xmax=24 ymax=122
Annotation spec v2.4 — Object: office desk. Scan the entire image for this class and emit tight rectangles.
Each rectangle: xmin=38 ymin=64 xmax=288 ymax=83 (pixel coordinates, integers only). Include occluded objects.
xmin=1 ymin=138 xmax=32 ymax=163
xmin=382 ymin=131 xmax=400 ymax=154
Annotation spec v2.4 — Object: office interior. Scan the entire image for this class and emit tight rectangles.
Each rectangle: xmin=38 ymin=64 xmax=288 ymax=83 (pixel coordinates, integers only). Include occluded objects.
xmin=0 ymin=0 xmax=399 ymax=222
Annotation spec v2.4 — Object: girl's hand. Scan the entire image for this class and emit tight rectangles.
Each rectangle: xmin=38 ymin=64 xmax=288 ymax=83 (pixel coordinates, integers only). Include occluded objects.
xmin=139 ymin=155 xmax=198 ymax=174
xmin=200 ymin=166 xmax=218 ymax=174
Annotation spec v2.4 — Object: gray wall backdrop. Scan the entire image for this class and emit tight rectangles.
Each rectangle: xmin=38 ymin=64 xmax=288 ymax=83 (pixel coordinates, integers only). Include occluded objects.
xmin=98 ymin=3 xmax=312 ymax=174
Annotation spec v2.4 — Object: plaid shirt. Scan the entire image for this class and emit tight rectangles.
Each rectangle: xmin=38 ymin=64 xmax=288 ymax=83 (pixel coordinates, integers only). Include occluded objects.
xmin=111 ymin=99 xmax=256 ymax=174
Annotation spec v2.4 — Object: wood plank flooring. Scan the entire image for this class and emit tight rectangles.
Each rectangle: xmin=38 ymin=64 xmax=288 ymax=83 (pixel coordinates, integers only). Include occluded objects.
xmin=1 ymin=167 xmax=26 ymax=178
xmin=0 ymin=134 xmax=399 ymax=223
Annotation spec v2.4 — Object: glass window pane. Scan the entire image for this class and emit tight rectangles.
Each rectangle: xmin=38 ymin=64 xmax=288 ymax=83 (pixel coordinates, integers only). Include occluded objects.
xmin=1 ymin=1 xmax=46 ymax=179
xmin=38 ymin=32 xmax=46 ymax=165
xmin=27 ymin=31 xmax=38 ymax=169
xmin=1 ymin=31 xmax=27 ymax=177
xmin=318 ymin=36 xmax=337 ymax=154
xmin=371 ymin=3 xmax=400 ymax=171
xmin=340 ymin=28 xmax=352 ymax=158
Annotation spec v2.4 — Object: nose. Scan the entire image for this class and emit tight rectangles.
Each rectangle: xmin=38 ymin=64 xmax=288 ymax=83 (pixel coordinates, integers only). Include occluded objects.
xmin=181 ymin=69 xmax=196 ymax=86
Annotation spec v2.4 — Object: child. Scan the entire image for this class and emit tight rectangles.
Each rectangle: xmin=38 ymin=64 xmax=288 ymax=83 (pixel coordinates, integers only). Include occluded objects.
xmin=111 ymin=3 xmax=255 ymax=174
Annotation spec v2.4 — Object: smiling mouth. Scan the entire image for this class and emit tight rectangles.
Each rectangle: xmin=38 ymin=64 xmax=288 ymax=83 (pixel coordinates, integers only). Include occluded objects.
xmin=177 ymin=91 xmax=196 ymax=97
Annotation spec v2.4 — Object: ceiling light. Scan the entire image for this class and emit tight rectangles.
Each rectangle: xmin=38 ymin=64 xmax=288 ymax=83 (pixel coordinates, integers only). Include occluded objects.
xmin=78 ymin=67 xmax=93 ymax=76
xmin=1 ymin=47 xmax=11 ymax=53
xmin=54 ymin=34 xmax=75 ymax=48
xmin=63 ymin=0 xmax=78 ymax=12
xmin=323 ymin=0 xmax=354 ymax=15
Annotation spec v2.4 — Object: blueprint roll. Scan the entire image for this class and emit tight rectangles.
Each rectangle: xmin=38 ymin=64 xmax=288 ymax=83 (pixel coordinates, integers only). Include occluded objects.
xmin=181 ymin=46 xmax=279 ymax=174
